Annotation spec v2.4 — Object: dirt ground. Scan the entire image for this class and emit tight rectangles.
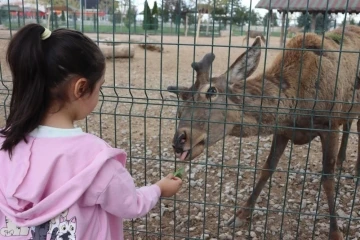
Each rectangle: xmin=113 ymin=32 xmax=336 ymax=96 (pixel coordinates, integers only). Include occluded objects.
xmin=0 ymin=30 xmax=359 ymax=240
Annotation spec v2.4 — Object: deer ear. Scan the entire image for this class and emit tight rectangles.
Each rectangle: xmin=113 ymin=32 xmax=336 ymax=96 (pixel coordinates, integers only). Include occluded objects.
xmin=225 ymin=37 xmax=261 ymax=82
xmin=167 ymin=86 xmax=191 ymax=100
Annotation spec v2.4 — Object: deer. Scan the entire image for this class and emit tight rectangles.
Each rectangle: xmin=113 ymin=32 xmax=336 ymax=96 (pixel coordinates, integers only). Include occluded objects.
xmin=287 ymin=26 xmax=304 ymax=38
xmin=242 ymin=30 xmax=267 ymax=46
xmin=167 ymin=25 xmax=360 ymax=240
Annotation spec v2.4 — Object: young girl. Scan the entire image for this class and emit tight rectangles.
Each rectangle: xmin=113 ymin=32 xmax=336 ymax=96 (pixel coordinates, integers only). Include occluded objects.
xmin=0 ymin=24 xmax=182 ymax=240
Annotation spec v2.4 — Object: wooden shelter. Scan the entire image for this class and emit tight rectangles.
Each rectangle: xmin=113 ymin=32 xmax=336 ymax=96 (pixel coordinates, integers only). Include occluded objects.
xmin=255 ymin=0 xmax=360 ymax=46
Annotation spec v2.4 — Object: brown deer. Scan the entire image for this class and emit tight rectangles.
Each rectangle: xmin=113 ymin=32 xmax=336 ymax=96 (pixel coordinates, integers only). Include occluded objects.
xmin=337 ymin=70 xmax=360 ymax=167
xmin=167 ymin=25 xmax=360 ymax=240
xmin=242 ymin=30 xmax=267 ymax=46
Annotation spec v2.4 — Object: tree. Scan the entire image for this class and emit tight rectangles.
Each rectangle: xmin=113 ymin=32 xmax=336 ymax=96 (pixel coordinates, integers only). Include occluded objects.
xmin=61 ymin=10 xmax=65 ymax=21
xmin=297 ymin=13 xmax=332 ymax=32
xmin=263 ymin=12 xmax=278 ymax=27
xmin=99 ymin=0 xmax=119 ymax=14
xmin=110 ymin=11 xmax=122 ymax=23
xmin=230 ymin=6 xmax=248 ymax=26
xmin=29 ymin=0 xmax=79 ymax=8
xmin=315 ymin=13 xmax=332 ymax=32
xmin=297 ymin=13 xmax=311 ymax=31
xmin=93 ymin=12 xmax=97 ymax=27
xmin=210 ymin=0 xmax=245 ymax=28
xmin=208 ymin=0 xmax=241 ymax=15
xmin=152 ymin=1 xmax=159 ymax=30
xmin=124 ymin=6 xmax=137 ymax=29
xmin=160 ymin=2 xmax=170 ymax=23
xmin=53 ymin=12 xmax=58 ymax=28
xmin=152 ymin=1 xmax=158 ymax=15
xmin=0 ymin=7 xmax=9 ymax=22
xmin=142 ymin=0 xmax=152 ymax=30
xmin=171 ymin=0 xmax=181 ymax=28
xmin=248 ymin=10 xmax=261 ymax=25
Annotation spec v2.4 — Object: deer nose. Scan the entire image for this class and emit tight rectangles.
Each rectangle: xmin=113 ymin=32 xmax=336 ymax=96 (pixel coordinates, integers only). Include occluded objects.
xmin=172 ymin=131 xmax=186 ymax=153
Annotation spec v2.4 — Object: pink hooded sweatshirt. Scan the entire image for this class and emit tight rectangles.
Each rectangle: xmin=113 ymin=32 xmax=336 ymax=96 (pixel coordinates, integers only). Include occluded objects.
xmin=0 ymin=126 xmax=161 ymax=240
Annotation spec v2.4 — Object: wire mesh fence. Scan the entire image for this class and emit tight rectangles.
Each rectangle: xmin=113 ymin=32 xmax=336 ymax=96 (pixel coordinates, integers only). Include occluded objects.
xmin=0 ymin=0 xmax=360 ymax=239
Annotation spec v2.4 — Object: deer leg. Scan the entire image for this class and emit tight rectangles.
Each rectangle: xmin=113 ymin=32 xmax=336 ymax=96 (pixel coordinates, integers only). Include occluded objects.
xmin=337 ymin=119 xmax=352 ymax=169
xmin=356 ymin=119 xmax=360 ymax=180
xmin=226 ymin=134 xmax=289 ymax=227
xmin=319 ymin=129 xmax=343 ymax=240
xmin=242 ymin=37 xmax=246 ymax=46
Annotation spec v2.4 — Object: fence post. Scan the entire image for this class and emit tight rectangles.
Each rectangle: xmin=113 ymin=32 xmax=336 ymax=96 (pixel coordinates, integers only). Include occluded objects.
xmin=73 ymin=12 xmax=77 ymax=30
xmin=93 ymin=13 xmax=96 ymax=32
xmin=17 ymin=11 xmax=20 ymax=28
xmin=55 ymin=12 xmax=58 ymax=29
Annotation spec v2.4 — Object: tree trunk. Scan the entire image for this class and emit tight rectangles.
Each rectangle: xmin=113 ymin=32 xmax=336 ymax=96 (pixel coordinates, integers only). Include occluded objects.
xmin=196 ymin=13 xmax=202 ymax=44
xmin=280 ymin=12 xmax=285 ymax=47
xmin=185 ymin=15 xmax=188 ymax=37
xmin=100 ymin=45 xmax=135 ymax=58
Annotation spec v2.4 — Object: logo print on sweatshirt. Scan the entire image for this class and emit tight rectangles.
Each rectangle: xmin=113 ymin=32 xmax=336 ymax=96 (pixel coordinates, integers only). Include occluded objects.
xmin=0 ymin=209 xmax=77 ymax=240
xmin=0 ymin=216 xmax=30 ymax=236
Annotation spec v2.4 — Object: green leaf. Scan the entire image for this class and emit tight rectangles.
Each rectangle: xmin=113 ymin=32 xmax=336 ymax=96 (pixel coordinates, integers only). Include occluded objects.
xmin=173 ymin=167 xmax=184 ymax=178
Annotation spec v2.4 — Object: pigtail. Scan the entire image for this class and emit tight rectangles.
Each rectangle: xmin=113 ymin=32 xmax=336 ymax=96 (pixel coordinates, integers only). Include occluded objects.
xmin=0 ymin=24 xmax=49 ymax=156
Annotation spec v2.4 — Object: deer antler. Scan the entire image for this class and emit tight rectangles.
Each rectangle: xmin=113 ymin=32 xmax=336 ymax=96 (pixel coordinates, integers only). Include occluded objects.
xmin=191 ymin=53 xmax=215 ymax=87
xmin=167 ymin=53 xmax=215 ymax=100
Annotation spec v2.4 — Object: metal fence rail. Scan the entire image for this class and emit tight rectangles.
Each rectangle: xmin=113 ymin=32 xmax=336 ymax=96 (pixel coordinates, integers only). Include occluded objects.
xmin=0 ymin=0 xmax=360 ymax=239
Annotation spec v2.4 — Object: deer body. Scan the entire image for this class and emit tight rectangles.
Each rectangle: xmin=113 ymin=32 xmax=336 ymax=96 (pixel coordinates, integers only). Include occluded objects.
xmin=242 ymin=30 xmax=267 ymax=45
xmin=167 ymin=25 xmax=360 ymax=239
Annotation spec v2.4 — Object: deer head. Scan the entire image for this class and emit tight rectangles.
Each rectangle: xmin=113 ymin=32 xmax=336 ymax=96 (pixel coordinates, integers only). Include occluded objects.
xmin=167 ymin=37 xmax=262 ymax=161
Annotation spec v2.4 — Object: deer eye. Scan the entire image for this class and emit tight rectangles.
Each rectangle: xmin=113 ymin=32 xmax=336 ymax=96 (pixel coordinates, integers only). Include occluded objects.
xmin=206 ymin=87 xmax=217 ymax=99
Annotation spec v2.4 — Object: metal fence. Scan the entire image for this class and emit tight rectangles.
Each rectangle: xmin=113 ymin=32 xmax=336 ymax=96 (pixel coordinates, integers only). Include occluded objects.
xmin=0 ymin=0 xmax=360 ymax=240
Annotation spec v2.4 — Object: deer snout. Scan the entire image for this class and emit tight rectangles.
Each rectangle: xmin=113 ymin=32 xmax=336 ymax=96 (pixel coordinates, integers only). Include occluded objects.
xmin=171 ymin=128 xmax=207 ymax=161
xmin=172 ymin=131 xmax=186 ymax=153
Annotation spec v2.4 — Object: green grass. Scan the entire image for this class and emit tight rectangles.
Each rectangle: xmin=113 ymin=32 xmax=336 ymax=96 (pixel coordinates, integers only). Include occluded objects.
xmin=325 ymin=32 xmax=343 ymax=44
xmin=2 ymin=19 xmax=282 ymax=38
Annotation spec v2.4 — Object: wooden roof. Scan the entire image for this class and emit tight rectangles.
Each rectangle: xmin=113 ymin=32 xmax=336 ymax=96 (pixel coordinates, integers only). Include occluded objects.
xmin=255 ymin=0 xmax=360 ymax=13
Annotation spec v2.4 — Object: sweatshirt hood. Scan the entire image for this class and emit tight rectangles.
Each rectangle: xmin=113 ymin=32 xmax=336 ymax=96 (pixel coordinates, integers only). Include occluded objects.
xmin=0 ymin=128 xmax=126 ymax=227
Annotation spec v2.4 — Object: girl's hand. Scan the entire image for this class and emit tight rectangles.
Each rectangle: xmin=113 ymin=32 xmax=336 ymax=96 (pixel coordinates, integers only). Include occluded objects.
xmin=156 ymin=174 xmax=183 ymax=197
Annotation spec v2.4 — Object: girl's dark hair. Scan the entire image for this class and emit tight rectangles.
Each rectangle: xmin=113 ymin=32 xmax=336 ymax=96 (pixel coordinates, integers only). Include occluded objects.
xmin=0 ymin=23 xmax=105 ymax=156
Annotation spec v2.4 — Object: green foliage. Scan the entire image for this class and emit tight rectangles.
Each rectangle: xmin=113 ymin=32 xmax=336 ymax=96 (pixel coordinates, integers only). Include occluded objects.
xmin=171 ymin=0 xmax=182 ymax=27
xmin=93 ymin=13 xmax=97 ymax=25
xmin=110 ymin=11 xmax=122 ymax=24
xmin=248 ymin=10 xmax=261 ymax=25
xmin=159 ymin=2 xmax=170 ymax=23
xmin=231 ymin=6 xmax=252 ymax=26
xmin=263 ymin=12 xmax=278 ymax=27
xmin=143 ymin=0 xmax=153 ymax=30
xmin=54 ymin=12 xmax=58 ymax=28
xmin=297 ymin=13 xmax=332 ymax=33
xmin=159 ymin=0 xmax=188 ymax=27
xmin=350 ymin=18 xmax=356 ymax=25
xmin=0 ymin=8 xmax=9 ymax=20
xmin=211 ymin=2 xmax=259 ymax=28
xmin=173 ymin=167 xmax=184 ymax=179
xmin=61 ymin=10 xmax=65 ymax=21
xmin=124 ymin=6 xmax=137 ymax=29
xmin=152 ymin=1 xmax=159 ymax=30
xmin=99 ymin=0 xmax=119 ymax=14
xmin=325 ymin=32 xmax=343 ymax=44
xmin=152 ymin=1 xmax=158 ymax=15
xmin=187 ymin=14 xmax=196 ymax=26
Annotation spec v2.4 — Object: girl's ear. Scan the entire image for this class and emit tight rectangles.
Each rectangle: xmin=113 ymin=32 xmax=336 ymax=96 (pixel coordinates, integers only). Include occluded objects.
xmin=73 ymin=78 xmax=89 ymax=98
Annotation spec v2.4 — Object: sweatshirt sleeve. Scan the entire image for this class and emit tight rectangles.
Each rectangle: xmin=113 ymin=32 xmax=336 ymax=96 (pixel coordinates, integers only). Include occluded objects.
xmin=95 ymin=162 xmax=162 ymax=219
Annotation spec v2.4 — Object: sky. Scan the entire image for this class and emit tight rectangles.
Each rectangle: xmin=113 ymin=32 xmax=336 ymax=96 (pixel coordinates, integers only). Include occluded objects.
xmin=133 ymin=0 xmax=268 ymax=16
xmin=1 ymin=0 xmax=359 ymax=23
xmin=133 ymin=0 xmax=359 ymax=23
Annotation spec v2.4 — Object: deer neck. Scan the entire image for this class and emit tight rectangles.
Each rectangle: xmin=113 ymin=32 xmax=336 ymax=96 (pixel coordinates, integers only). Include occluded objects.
xmin=228 ymin=78 xmax=289 ymax=138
